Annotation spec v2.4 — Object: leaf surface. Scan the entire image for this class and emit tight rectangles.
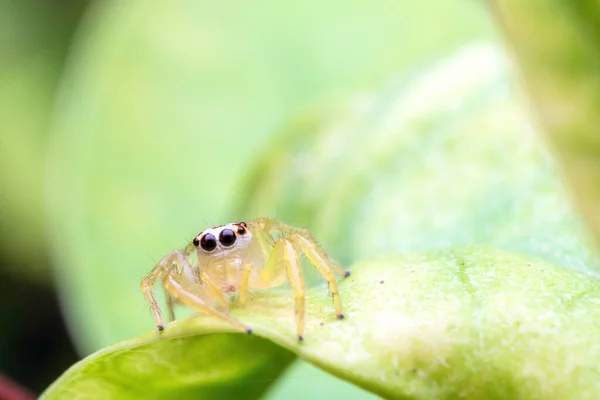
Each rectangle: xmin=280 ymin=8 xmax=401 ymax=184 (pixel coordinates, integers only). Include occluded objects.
xmin=43 ymin=248 xmax=600 ymax=399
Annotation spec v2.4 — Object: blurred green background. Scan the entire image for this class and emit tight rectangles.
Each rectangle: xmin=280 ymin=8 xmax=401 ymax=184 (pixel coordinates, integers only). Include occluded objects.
xmin=0 ymin=0 xmax=507 ymax=397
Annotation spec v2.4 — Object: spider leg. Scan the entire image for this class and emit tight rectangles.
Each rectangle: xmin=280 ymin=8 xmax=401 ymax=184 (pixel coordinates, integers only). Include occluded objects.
xmin=164 ymin=287 xmax=176 ymax=323
xmin=141 ymin=249 xmax=192 ymax=330
xmin=265 ymin=238 xmax=306 ymax=340
xmin=163 ymin=272 xmax=252 ymax=334
xmin=291 ymin=234 xmax=345 ymax=319
xmin=199 ymin=271 xmax=229 ymax=309
xmin=238 ymin=263 xmax=253 ymax=306
xmin=251 ymin=217 xmax=347 ymax=320
xmin=250 ymin=217 xmax=350 ymax=277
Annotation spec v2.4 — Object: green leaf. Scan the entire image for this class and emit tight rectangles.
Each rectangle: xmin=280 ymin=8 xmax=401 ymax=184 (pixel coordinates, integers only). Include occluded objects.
xmin=0 ymin=0 xmax=86 ymax=282
xmin=238 ymin=45 xmax=599 ymax=276
xmin=6 ymin=1 xmax=600 ymax=400
xmin=47 ymin=0 xmax=493 ymax=358
xmin=43 ymin=334 xmax=294 ymax=400
xmin=42 ymin=247 xmax=600 ymax=399
xmin=45 ymin=44 xmax=600 ymax=398
xmin=46 ymin=2 xmax=494 ymax=397
xmin=490 ymin=0 xmax=600 ymax=251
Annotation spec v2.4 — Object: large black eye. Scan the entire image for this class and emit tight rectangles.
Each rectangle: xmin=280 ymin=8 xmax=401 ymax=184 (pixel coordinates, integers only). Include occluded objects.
xmin=200 ymin=233 xmax=217 ymax=252
xmin=219 ymin=229 xmax=236 ymax=247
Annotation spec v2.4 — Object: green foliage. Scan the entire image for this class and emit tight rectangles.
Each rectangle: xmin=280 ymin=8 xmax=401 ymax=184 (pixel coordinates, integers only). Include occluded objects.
xmin=0 ymin=0 xmax=89 ymax=391
xmin=43 ymin=334 xmax=293 ymax=400
xmin=238 ymin=46 xmax=598 ymax=275
xmin=44 ymin=2 xmax=492 ymax=397
xmin=43 ymin=44 xmax=600 ymax=399
xmin=38 ymin=0 xmax=600 ymax=398
xmin=42 ymin=248 xmax=600 ymax=399
xmin=491 ymin=0 xmax=600 ymax=253
xmin=47 ymin=0 xmax=492 ymax=354
xmin=0 ymin=0 xmax=86 ymax=281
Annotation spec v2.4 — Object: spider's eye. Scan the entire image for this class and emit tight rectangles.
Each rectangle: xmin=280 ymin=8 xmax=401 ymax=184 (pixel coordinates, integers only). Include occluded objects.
xmin=237 ymin=224 xmax=246 ymax=235
xmin=219 ymin=229 xmax=236 ymax=247
xmin=192 ymin=237 xmax=200 ymax=247
xmin=200 ymin=233 xmax=217 ymax=252
xmin=240 ymin=221 xmax=247 ymax=227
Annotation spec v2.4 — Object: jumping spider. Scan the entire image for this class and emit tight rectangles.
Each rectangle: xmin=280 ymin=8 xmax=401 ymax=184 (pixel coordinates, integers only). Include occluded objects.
xmin=140 ymin=217 xmax=350 ymax=340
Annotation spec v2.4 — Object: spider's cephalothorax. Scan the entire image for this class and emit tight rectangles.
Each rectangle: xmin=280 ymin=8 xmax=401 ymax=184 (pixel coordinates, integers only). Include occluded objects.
xmin=140 ymin=218 xmax=350 ymax=341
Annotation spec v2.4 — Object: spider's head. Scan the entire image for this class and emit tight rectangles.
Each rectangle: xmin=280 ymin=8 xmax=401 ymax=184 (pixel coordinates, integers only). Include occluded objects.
xmin=192 ymin=221 xmax=251 ymax=255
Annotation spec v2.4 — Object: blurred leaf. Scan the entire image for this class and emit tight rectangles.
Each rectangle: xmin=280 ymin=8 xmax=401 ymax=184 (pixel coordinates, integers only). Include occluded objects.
xmin=239 ymin=45 xmax=599 ymax=276
xmin=0 ymin=0 xmax=88 ymax=392
xmin=44 ymin=45 xmax=600 ymax=399
xmin=490 ymin=0 xmax=600 ymax=253
xmin=242 ymin=44 xmax=600 ymax=399
xmin=42 ymin=247 xmax=600 ymax=399
xmin=47 ymin=0 xmax=493 ymax=356
xmin=0 ymin=0 xmax=87 ymax=282
xmin=42 ymin=334 xmax=293 ymax=400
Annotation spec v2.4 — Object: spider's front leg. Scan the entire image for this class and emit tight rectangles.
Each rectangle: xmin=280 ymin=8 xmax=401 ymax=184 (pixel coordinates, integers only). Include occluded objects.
xmin=140 ymin=249 xmax=192 ymax=331
xmin=162 ymin=273 xmax=252 ymax=334
xmin=141 ymin=247 xmax=246 ymax=333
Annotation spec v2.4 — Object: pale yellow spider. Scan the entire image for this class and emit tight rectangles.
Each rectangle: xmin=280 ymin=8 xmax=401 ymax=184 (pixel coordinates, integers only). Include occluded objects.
xmin=140 ymin=217 xmax=350 ymax=340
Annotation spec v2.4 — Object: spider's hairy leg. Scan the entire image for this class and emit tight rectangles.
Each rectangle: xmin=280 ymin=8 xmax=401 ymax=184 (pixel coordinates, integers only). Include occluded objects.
xmin=199 ymin=271 xmax=229 ymax=309
xmin=164 ymin=288 xmax=176 ymax=323
xmin=238 ymin=263 xmax=253 ymax=306
xmin=163 ymin=273 xmax=252 ymax=334
xmin=252 ymin=217 xmax=350 ymax=277
xmin=291 ymin=234 xmax=345 ymax=319
xmin=141 ymin=249 xmax=191 ymax=331
xmin=265 ymin=238 xmax=306 ymax=341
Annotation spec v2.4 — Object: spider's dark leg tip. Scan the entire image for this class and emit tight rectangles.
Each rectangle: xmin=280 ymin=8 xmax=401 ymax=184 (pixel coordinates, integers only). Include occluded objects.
xmin=157 ymin=325 xmax=164 ymax=331
xmin=336 ymin=314 xmax=345 ymax=320
xmin=246 ymin=328 xmax=253 ymax=335
xmin=298 ymin=335 xmax=304 ymax=341
xmin=344 ymin=271 xmax=351 ymax=278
